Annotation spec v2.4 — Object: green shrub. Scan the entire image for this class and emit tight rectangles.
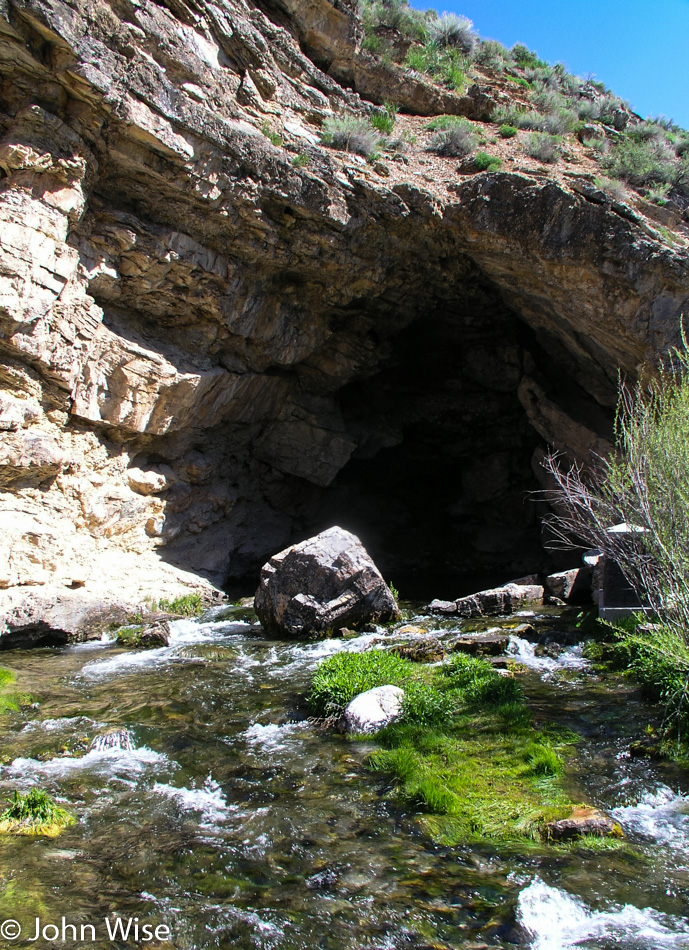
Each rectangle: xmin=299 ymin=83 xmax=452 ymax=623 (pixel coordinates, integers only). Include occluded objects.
xmin=441 ymin=54 xmax=466 ymax=91
xmin=427 ymin=13 xmax=476 ymax=53
xmin=307 ymin=650 xmax=411 ymax=717
xmin=511 ymin=43 xmax=547 ymax=69
xmin=361 ymin=33 xmax=387 ymax=55
xmin=543 ymin=338 xmax=689 ymax=735
xmin=292 ymin=152 xmax=310 ymax=168
xmin=543 ymin=108 xmax=579 ymax=135
xmin=524 ymin=132 xmax=561 ymax=163
xmin=472 ymin=39 xmax=509 ymax=71
xmin=428 ymin=124 xmax=477 ymax=157
xmin=474 ymin=151 xmax=502 ymax=172
xmin=405 ymin=42 xmax=467 ymax=91
xmin=360 ymin=0 xmax=427 ymax=41
xmin=499 ymin=124 xmax=519 ymax=138
xmin=370 ymin=101 xmax=397 ymax=134
xmin=320 ymin=115 xmax=380 ymax=158
xmin=577 ymin=99 xmax=601 ymax=122
xmin=426 ymin=114 xmax=465 ymax=132
xmin=593 ymin=176 xmax=629 ymax=203
xmin=602 ymin=136 xmax=675 ymax=187
xmin=0 ymin=789 xmax=75 ymax=837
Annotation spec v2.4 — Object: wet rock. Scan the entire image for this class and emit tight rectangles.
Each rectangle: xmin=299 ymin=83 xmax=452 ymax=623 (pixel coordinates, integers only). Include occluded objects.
xmin=395 ymin=624 xmax=429 ymax=636
xmin=628 ymin=739 xmax=664 ymax=760
xmin=510 ymin=622 xmax=536 ymax=637
xmin=510 ymin=574 xmax=541 ymax=587
xmin=342 ymin=685 xmax=404 ymax=735
xmin=447 ymin=632 xmax=510 ymax=657
xmin=391 ymin=637 xmax=445 ymax=663
xmin=545 ymin=807 xmax=623 ymax=841
xmin=454 ymin=584 xmax=544 ymax=619
xmin=428 ymin=599 xmax=459 ymax=615
xmin=254 ymin=526 xmax=399 ymax=637
xmin=116 ymin=622 xmax=169 ymax=649
xmin=545 ymin=567 xmax=591 ymax=605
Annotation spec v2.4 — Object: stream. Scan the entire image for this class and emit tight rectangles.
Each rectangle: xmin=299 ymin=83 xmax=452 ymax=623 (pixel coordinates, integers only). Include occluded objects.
xmin=1 ymin=606 xmax=688 ymax=949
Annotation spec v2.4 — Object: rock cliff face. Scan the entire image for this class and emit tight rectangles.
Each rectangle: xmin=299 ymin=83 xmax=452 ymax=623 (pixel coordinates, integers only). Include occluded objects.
xmin=1 ymin=0 xmax=688 ymax=637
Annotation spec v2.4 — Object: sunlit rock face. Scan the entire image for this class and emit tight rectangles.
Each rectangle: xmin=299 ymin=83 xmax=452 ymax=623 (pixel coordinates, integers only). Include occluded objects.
xmin=0 ymin=0 xmax=687 ymax=632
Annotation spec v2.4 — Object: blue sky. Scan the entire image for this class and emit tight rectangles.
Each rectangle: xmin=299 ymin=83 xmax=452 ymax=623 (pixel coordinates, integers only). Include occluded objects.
xmin=412 ymin=0 xmax=689 ymax=129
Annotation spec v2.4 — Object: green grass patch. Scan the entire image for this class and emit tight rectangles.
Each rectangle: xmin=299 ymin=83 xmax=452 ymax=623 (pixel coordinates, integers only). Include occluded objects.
xmin=307 ymin=650 xmax=411 ymax=717
xmin=157 ymin=593 xmax=203 ymax=616
xmin=0 ymin=668 xmax=26 ymax=715
xmin=307 ymin=650 xmax=579 ymax=842
xmin=499 ymin=124 xmax=519 ymax=138
xmin=0 ymin=789 xmax=75 ymax=838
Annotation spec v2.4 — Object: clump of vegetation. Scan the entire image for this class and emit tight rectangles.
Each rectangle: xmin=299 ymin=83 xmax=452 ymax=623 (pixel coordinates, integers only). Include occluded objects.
xmin=157 ymin=592 xmax=203 ymax=616
xmin=260 ymin=122 xmax=283 ymax=147
xmin=307 ymin=649 xmax=578 ymax=842
xmin=601 ymin=136 xmax=676 ymax=189
xmin=405 ymin=42 xmax=468 ymax=91
xmin=472 ymin=38 xmax=509 ymax=71
xmin=307 ymin=650 xmax=411 ymax=718
xmin=523 ymin=132 xmax=561 ymax=163
xmin=474 ymin=150 xmax=502 ymax=172
xmin=428 ymin=118 xmax=477 ymax=157
xmin=0 ymin=668 xmax=20 ymax=715
xmin=499 ymin=124 xmax=518 ymax=139
xmin=0 ymin=789 xmax=75 ymax=837
xmin=511 ymin=43 xmax=548 ymax=69
xmin=593 ymin=176 xmax=629 ymax=203
xmin=426 ymin=13 xmax=476 ymax=53
xmin=370 ymin=101 xmax=398 ymax=134
xmin=542 ymin=336 xmax=689 ymax=738
xmin=646 ymin=182 xmax=671 ymax=205
xmin=320 ymin=115 xmax=381 ymax=158
xmin=360 ymin=0 xmax=428 ymax=45
xmin=292 ymin=152 xmax=310 ymax=168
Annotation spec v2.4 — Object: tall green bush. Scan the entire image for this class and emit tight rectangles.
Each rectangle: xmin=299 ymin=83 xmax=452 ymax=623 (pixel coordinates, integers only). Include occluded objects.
xmin=543 ymin=335 xmax=689 ymax=731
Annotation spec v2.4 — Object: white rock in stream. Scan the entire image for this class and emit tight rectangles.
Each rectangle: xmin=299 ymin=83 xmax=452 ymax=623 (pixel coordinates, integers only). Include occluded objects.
xmin=343 ymin=685 xmax=404 ymax=735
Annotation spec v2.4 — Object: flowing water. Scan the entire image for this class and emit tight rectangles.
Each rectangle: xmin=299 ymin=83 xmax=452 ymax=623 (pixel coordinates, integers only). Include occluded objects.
xmin=0 ymin=607 xmax=688 ymax=949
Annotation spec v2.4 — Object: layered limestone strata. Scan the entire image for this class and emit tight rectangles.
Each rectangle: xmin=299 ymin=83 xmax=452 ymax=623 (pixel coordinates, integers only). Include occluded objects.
xmin=0 ymin=0 xmax=687 ymax=640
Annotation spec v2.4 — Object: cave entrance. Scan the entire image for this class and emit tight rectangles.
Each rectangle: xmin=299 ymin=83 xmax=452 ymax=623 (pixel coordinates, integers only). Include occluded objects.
xmin=302 ymin=290 xmax=547 ymax=601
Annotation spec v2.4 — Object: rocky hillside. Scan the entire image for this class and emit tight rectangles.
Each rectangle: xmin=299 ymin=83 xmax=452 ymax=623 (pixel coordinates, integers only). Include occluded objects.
xmin=1 ymin=0 xmax=688 ymax=641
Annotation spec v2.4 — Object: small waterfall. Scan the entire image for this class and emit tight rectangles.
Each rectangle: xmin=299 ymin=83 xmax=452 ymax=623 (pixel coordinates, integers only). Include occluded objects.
xmin=89 ymin=729 xmax=134 ymax=753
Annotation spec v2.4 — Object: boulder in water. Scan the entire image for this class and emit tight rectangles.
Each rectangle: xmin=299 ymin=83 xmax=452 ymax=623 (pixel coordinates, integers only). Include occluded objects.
xmin=254 ymin=527 xmax=399 ymax=637
xmin=544 ymin=567 xmax=592 ymax=604
xmin=545 ymin=806 xmax=623 ymax=841
xmin=342 ymin=685 xmax=405 ymax=735
xmin=116 ymin=622 xmax=169 ymax=649
xmin=429 ymin=583 xmax=544 ymax=618
xmin=391 ymin=636 xmax=445 ymax=663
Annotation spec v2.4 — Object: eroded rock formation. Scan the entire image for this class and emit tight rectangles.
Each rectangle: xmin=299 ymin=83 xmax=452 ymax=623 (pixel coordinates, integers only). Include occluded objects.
xmin=1 ymin=0 xmax=688 ymax=639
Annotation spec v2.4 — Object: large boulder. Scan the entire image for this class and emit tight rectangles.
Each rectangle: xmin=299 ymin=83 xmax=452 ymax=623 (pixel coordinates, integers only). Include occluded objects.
xmin=429 ymin=583 xmax=544 ymax=618
xmin=254 ymin=526 xmax=399 ymax=636
xmin=342 ymin=685 xmax=405 ymax=735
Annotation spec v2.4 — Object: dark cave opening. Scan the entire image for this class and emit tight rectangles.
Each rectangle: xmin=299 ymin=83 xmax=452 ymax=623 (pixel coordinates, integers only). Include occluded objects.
xmin=300 ymin=298 xmax=549 ymax=601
